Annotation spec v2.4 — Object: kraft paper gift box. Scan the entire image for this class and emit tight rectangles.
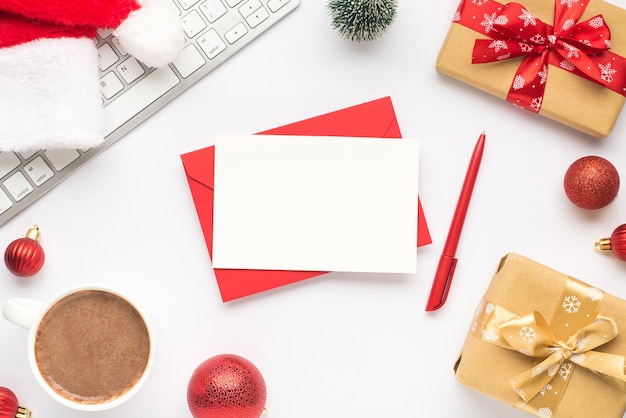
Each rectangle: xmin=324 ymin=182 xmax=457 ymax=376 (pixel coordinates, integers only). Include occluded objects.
xmin=436 ymin=0 xmax=626 ymax=138
xmin=454 ymin=253 xmax=626 ymax=417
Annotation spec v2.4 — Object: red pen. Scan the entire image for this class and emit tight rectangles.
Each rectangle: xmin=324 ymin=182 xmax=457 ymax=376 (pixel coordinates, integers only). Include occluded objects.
xmin=426 ymin=132 xmax=485 ymax=311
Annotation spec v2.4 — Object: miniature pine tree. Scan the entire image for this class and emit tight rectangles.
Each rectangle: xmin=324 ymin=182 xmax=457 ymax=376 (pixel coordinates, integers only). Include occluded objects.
xmin=328 ymin=0 xmax=398 ymax=42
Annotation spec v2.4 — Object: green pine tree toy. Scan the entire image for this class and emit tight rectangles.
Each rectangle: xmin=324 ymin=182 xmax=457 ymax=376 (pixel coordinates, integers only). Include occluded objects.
xmin=327 ymin=0 xmax=398 ymax=42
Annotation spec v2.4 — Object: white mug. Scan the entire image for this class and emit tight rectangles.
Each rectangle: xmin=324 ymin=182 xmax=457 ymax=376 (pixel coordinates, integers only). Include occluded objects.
xmin=3 ymin=285 xmax=154 ymax=411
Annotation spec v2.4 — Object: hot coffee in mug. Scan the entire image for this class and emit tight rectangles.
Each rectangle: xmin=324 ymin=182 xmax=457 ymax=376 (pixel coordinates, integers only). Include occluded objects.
xmin=3 ymin=286 xmax=154 ymax=411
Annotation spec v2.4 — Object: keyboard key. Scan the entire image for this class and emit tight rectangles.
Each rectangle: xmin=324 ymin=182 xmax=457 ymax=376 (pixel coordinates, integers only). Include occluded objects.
xmin=97 ymin=43 xmax=119 ymax=71
xmin=225 ymin=23 xmax=247 ymax=44
xmin=44 ymin=149 xmax=80 ymax=171
xmin=0 ymin=152 xmax=21 ymax=178
xmin=245 ymin=6 xmax=269 ymax=28
xmin=19 ymin=150 xmax=37 ymax=160
xmin=198 ymin=29 xmax=227 ymax=59
xmin=112 ymin=37 xmax=128 ymax=56
xmin=268 ymin=0 xmax=290 ymax=12
xmin=97 ymin=28 xmax=114 ymax=39
xmin=200 ymin=0 xmax=227 ymax=22
xmin=103 ymin=66 xmax=181 ymax=136
xmin=100 ymin=72 xmax=125 ymax=99
xmin=225 ymin=0 xmax=244 ymax=6
xmin=239 ymin=0 xmax=262 ymax=18
xmin=0 ymin=189 xmax=13 ymax=214
xmin=179 ymin=0 xmax=201 ymax=9
xmin=173 ymin=44 xmax=207 ymax=78
xmin=24 ymin=157 xmax=54 ymax=186
xmin=182 ymin=10 xmax=208 ymax=38
xmin=4 ymin=172 xmax=33 ymax=201
xmin=117 ymin=57 xmax=146 ymax=84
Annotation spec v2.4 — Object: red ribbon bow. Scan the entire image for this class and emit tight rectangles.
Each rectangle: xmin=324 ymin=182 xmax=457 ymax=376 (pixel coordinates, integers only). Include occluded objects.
xmin=467 ymin=0 xmax=626 ymax=112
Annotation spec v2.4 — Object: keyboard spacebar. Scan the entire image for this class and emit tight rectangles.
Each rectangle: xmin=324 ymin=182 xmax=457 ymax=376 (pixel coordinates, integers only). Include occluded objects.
xmin=103 ymin=66 xmax=180 ymax=137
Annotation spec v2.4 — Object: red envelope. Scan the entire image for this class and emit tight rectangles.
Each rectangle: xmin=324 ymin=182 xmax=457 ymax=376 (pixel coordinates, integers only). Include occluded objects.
xmin=181 ymin=96 xmax=432 ymax=302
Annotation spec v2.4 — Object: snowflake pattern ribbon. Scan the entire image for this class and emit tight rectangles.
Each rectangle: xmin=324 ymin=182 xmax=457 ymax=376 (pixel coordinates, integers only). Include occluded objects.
xmin=461 ymin=0 xmax=626 ymax=113
xmin=471 ymin=274 xmax=626 ymax=416
xmin=498 ymin=310 xmax=625 ymax=402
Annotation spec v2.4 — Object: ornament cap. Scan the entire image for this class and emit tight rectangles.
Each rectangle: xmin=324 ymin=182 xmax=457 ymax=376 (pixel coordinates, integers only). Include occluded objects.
xmin=25 ymin=225 xmax=41 ymax=242
xmin=595 ymin=238 xmax=612 ymax=252
xmin=16 ymin=406 xmax=32 ymax=418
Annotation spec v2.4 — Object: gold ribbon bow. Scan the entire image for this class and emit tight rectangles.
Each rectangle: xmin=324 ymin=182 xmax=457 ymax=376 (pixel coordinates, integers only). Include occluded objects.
xmin=483 ymin=304 xmax=626 ymax=402
xmin=472 ymin=275 xmax=626 ymax=416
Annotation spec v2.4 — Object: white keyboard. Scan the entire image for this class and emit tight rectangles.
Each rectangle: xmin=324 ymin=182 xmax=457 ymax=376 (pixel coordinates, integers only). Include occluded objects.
xmin=0 ymin=0 xmax=299 ymax=226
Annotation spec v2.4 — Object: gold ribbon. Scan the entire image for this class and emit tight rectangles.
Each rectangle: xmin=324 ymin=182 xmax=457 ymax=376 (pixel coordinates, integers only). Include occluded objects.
xmin=471 ymin=277 xmax=626 ymax=416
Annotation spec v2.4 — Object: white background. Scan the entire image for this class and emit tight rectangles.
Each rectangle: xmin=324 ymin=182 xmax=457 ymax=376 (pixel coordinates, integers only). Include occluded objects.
xmin=3 ymin=1 xmax=626 ymax=417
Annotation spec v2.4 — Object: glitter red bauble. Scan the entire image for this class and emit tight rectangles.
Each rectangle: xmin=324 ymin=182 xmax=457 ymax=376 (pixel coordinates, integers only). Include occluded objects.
xmin=0 ymin=387 xmax=31 ymax=418
xmin=564 ymin=156 xmax=620 ymax=210
xmin=4 ymin=225 xmax=45 ymax=277
xmin=187 ymin=354 xmax=267 ymax=418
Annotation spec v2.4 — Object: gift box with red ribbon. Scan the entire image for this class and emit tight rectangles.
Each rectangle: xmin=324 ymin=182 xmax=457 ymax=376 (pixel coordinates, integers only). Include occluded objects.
xmin=455 ymin=253 xmax=626 ymax=417
xmin=436 ymin=0 xmax=626 ymax=137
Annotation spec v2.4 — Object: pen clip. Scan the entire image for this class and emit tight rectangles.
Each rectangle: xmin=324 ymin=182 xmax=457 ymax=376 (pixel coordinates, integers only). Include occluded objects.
xmin=425 ymin=254 xmax=457 ymax=311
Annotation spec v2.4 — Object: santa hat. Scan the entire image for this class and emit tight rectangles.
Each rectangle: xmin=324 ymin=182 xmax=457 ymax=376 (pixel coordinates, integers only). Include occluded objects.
xmin=0 ymin=0 xmax=184 ymax=152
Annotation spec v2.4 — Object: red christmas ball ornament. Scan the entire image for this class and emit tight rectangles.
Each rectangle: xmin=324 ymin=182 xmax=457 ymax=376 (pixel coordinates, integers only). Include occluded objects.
xmin=187 ymin=354 xmax=267 ymax=418
xmin=564 ymin=156 xmax=620 ymax=210
xmin=595 ymin=224 xmax=626 ymax=261
xmin=4 ymin=225 xmax=45 ymax=277
xmin=0 ymin=387 xmax=31 ymax=418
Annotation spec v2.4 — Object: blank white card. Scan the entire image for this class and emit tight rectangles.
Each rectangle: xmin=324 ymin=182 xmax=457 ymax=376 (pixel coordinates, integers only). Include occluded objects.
xmin=212 ymin=134 xmax=420 ymax=273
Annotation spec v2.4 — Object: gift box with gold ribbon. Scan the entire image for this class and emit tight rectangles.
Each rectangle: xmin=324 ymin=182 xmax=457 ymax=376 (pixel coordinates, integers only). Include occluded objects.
xmin=436 ymin=0 xmax=626 ymax=138
xmin=454 ymin=253 xmax=626 ymax=417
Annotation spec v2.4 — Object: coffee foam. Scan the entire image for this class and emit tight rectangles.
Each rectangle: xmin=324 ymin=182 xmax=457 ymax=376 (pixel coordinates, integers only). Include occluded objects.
xmin=34 ymin=290 xmax=150 ymax=404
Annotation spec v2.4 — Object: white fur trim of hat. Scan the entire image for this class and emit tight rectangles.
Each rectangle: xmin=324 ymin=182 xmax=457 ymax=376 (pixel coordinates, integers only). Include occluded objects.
xmin=0 ymin=37 xmax=103 ymax=152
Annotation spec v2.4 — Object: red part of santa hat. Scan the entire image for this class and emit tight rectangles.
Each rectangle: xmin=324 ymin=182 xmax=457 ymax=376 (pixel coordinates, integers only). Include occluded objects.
xmin=0 ymin=0 xmax=142 ymax=47
xmin=0 ymin=12 xmax=95 ymax=48
xmin=0 ymin=0 xmax=141 ymax=29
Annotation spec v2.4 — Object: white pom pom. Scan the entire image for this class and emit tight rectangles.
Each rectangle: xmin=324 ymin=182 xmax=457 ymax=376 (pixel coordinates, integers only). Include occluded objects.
xmin=114 ymin=0 xmax=184 ymax=68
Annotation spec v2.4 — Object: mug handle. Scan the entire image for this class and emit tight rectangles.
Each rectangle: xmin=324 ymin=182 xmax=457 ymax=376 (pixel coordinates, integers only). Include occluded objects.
xmin=3 ymin=298 xmax=45 ymax=329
